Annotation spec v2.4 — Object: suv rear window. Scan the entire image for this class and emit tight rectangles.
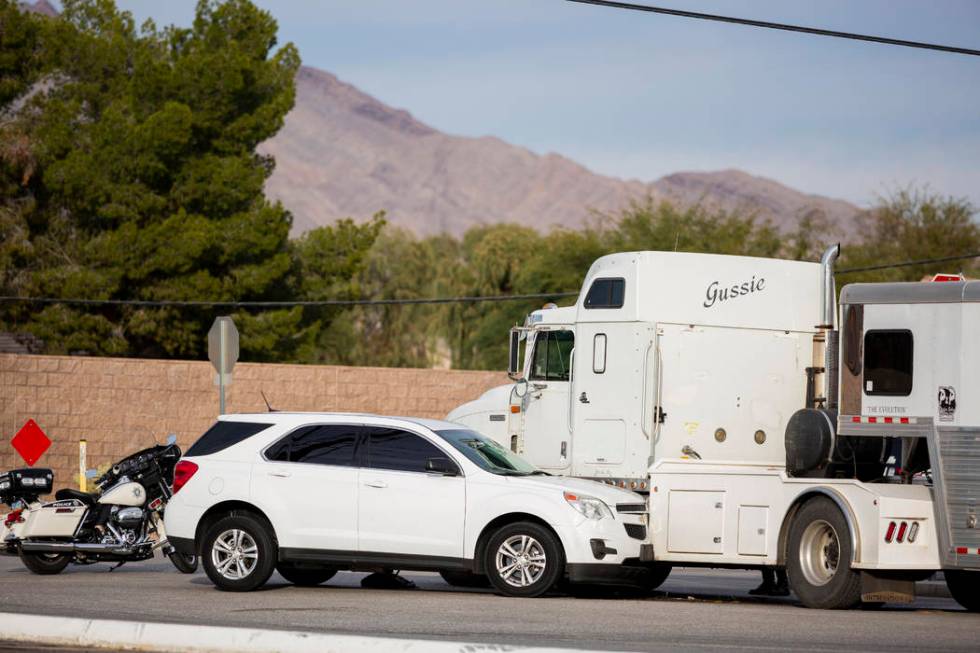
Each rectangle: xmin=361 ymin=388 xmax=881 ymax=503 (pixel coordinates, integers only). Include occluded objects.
xmin=265 ymin=425 xmax=360 ymax=467
xmin=186 ymin=421 xmax=273 ymax=457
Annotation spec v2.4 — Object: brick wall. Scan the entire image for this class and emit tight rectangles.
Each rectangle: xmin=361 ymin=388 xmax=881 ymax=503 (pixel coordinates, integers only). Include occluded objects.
xmin=0 ymin=354 xmax=505 ymax=489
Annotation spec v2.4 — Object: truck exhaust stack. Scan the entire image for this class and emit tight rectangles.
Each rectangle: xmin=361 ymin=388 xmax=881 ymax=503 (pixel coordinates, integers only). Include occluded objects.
xmin=820 ymin=244 xmax=841 ymax=410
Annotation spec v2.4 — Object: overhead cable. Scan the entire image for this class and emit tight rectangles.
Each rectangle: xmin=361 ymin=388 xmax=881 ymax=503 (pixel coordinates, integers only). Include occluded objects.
xmin=567 ymin=0 xmax=980 ymax=57
xmin=0 ymin=292 xmax=580 ymax=308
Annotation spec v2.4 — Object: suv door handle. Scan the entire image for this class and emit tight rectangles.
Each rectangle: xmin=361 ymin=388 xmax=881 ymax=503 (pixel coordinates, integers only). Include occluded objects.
xmin=268 ymin=470 xmax=291 ymax=478
xmin=364 ymin=480 xmax=387 ymax=489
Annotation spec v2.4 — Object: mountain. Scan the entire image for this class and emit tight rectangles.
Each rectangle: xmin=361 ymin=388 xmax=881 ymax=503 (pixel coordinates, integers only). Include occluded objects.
xmin=21 ymin=0 xmax=57 ymax=16
xmin=262 ymin=66 xmax=860 ymax=238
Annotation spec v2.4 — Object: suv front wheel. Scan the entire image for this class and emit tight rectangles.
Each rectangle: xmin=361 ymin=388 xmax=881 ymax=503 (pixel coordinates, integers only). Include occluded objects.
xmin=484 ymin=521 xmax=564 ymax=598
xmin=202 ymin=513 xmax=277 ymax=592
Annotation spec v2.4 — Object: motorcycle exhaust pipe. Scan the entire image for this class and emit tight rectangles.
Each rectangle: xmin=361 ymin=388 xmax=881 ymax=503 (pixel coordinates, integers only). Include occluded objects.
xmin=19 ymin=541 xmax=136 ymax=556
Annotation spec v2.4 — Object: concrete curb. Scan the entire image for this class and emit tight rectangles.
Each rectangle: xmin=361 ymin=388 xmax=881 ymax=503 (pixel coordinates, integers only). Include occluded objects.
xmin=0 ymin=612 xmax=594 ymax=653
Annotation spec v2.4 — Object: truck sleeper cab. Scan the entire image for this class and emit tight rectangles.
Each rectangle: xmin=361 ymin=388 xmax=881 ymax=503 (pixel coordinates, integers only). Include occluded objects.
xmin=448 ymin=249 xmax=980 ymax=611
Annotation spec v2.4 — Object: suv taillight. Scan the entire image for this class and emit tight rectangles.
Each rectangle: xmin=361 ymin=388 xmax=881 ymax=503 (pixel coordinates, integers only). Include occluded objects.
xmin=172 ymin=460 xmax=199 ymax=494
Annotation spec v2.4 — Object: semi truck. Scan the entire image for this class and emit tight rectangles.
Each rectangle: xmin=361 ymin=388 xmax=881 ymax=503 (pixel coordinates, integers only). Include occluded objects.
xmin=447 ymin=246 xmax=980 ymax=610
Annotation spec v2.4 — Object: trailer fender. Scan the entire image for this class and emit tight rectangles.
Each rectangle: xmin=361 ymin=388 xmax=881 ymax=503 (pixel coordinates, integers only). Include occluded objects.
xmin=778 ymin=487 xmax=861 ymax=565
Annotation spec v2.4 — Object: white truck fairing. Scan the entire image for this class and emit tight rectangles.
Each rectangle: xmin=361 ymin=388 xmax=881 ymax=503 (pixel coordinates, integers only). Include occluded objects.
xmin=447 ymin=249 xmax=980 ymax=609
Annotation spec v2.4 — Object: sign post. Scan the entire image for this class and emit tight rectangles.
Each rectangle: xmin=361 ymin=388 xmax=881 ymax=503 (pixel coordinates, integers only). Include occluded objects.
xmin=208 ymin=316 xmax=239 ymax=415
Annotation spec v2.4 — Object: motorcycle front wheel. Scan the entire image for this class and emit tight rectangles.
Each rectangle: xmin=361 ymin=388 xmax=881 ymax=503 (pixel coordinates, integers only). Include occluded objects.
xmin=168 ymin=551 xmax=199 ymax=574
xmin=19 ymin=551 xmax=70 ymax=575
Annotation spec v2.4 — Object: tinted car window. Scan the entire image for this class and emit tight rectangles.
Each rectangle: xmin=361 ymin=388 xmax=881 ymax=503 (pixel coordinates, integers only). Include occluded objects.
xmin=864 ymin=330 xmax=913 ymax=396
xmin=584 ymin=278 xmax=625 ymax=309
xmin=265 ymin=425 xmax=360 ymax=466
xmin=366 ymin=428 xmax=447 ymax=473
xmin=186 ymin=421 xmax=273 ymax=457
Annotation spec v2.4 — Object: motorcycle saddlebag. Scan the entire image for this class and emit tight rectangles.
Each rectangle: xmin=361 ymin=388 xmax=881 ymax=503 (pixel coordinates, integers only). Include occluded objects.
xmin=0 ymin=468 xmax=54 ymax=506
xmin=19 ymin=500 xmax=86 ymax=538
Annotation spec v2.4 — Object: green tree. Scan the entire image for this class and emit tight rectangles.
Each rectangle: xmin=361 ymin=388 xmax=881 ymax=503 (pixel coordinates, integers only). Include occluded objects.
xmin=839 ymin=189 xmax=980 ymax=284
xmin=0 ymin=0 xmax=315 ymax=359
xmin=601 ymin=197 xmax=782 ymax=257
xmin=310 ymin=225 xmax=444 ymax=368
xmin=0 ymin=0 xmax=44 ymax=107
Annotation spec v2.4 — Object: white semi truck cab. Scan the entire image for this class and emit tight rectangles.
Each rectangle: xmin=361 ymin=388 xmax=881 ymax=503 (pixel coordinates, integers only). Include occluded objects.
xmin=448 ymin=247 xmax=980 ymax=610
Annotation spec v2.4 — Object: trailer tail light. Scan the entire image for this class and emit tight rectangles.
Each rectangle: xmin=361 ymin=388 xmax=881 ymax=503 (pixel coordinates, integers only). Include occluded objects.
xmin=896 ymin=521 xmax=908 ymax=543
xmin=884 ymin=521 xmax=896 ymax=543
xmin=907 ymin=521 xmax=919 ymax=543
xmin=172 ymin=460 xmax=199 ymax=495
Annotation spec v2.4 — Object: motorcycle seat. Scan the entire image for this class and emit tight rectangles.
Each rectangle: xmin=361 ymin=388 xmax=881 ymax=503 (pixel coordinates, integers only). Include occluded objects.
xmin=54 ymin=488 xmax=99 ymax=505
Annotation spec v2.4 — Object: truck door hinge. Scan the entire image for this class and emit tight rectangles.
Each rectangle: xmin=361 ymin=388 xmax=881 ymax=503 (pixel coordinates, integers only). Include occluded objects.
xmin=654 ymin=406 xmax=667 ymax=424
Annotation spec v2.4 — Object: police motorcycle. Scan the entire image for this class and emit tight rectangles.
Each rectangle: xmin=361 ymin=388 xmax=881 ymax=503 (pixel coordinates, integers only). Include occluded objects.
xmin=0 ymin=436 xmax=198 ymax=574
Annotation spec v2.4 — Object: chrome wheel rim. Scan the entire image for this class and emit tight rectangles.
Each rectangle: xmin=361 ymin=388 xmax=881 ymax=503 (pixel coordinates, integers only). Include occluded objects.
xmin=799 ymin=519 xmax=840 ymax=587
xmin=211 ymin=529 xmax=258 ymax=581
xmin=495 ymin=534 xmax=547 ymax=588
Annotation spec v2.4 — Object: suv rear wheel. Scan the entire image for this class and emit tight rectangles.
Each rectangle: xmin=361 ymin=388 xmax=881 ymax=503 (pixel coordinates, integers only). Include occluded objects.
xmin=202 ymin=514 xmax=276 ymax=592
xmin=484 ymin=521 xmax=563 ymax=598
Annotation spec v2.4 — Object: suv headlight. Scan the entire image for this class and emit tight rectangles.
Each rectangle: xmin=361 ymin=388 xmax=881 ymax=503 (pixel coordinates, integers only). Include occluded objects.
xmin=563 ymin=491 xmax=612 ymax=520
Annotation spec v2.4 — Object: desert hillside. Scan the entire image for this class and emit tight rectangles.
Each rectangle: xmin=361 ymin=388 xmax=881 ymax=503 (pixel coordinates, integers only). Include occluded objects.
xmin=261 ymin=67 xmax=859 ymax=237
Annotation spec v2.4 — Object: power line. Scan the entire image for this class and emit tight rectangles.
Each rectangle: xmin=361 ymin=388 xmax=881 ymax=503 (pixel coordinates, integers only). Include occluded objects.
xmin=836 ymin=252 xmax=980 ymax=275
xmin=0 ymin=291 xmax=579 ymax=309
xmin=567 ymin=0 xmax=980 ymax=57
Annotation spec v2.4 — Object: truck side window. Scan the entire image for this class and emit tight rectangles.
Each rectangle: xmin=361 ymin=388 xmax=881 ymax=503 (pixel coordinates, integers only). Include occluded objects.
xmin=584 ymin=278 xmax=625 ymax=309
xmin=529 ymin=331 xmax=574 ymax=381
xmin=863 ymin=330 xmax=913 ymax=396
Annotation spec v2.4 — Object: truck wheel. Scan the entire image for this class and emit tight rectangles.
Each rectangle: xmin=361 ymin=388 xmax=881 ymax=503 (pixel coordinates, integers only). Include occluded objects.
xmin=202 ymin=514 xmax=277 ymax=592
xmin=19 ymin=551 xmax=70 ymax=575
xmin=786 ymin=497 xmax=861 ymax=609
xmin=439 ymin=570 xmax=491 ymax=588
xmin=945 ymin=570 xmax=980 ymax=612
xmin=484 ymin=521 xmax=564 ymax=598
xmin=277 ymin=563 xmax=337 ymax=587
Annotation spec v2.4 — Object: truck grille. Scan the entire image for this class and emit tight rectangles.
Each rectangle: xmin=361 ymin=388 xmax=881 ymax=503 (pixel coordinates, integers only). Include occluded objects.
xmin=624 ymin=523 xmax=646 ymax=540
xmin=616 ymin=503 xmax=646 ymax=513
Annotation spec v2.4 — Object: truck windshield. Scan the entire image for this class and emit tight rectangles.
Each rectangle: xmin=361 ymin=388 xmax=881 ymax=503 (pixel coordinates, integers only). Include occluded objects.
xmin=435 ymin=429 xmax=540 ymax=476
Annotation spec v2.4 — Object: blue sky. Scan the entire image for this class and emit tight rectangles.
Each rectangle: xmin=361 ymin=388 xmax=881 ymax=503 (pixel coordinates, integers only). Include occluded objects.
xmin=114 ymin=1 xmax=980 ymax=209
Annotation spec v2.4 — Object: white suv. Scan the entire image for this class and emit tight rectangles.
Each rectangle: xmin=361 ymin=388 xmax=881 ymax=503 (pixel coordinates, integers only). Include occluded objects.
xmin=165 ymin=413 xmax=657 ymax=597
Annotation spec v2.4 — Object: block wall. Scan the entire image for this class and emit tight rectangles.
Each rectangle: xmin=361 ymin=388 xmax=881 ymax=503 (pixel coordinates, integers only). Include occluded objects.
xmin=0 ymin=354 xmax=505 ymax=489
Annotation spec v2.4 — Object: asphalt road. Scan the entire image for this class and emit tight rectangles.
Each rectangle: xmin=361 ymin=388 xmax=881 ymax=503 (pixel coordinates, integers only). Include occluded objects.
xmin=0 ymin=554 xmax=974 ymax=652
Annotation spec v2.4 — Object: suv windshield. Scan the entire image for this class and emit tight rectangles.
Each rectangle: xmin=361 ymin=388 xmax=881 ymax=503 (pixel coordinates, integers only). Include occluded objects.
xmin=436 ymin=429 xmax=541 ymax=476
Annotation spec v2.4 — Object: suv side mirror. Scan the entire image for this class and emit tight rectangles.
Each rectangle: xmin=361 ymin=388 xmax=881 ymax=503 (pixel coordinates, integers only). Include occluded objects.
xmin=425 ymin=457 xmax=460 ymax=477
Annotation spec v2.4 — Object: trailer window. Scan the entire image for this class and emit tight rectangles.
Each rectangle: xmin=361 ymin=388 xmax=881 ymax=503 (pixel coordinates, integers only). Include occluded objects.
xmin=863 ymin=330 xmax=913 ymax=396
xmin=529 ymin=331 xmax=574 ymax=381
xmin=584 ymin=278 xmax=625 ymax=309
